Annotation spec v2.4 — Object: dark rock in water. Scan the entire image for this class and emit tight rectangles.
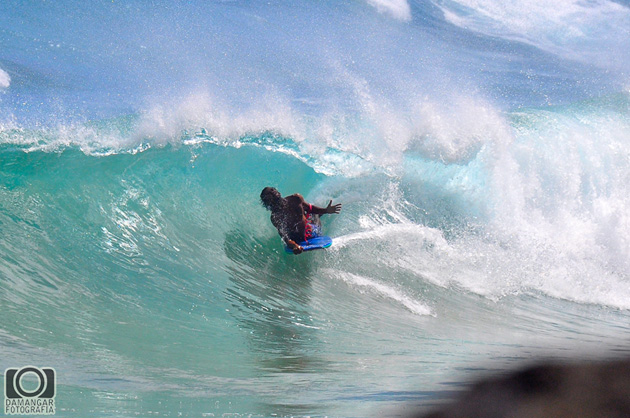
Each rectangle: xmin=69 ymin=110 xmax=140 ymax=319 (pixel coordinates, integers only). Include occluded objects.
xmin=419 ymin=358 xmax=630 ymax=418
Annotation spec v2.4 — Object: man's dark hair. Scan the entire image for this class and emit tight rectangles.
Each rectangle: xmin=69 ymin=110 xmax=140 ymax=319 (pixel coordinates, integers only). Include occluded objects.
xmin=260 ymin=187 xmax=282 ymax=210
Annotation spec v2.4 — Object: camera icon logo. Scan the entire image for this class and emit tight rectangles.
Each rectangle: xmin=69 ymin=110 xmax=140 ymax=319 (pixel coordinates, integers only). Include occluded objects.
xmin=5 ymin=366 xmax=55 ymax=399
xmin=4 ymin=366 xmax=56 ymax=415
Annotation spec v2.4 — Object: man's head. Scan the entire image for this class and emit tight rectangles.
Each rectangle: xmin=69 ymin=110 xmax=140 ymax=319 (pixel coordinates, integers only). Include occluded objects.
xmin=260 ymin=187 xmax=283 ymax=210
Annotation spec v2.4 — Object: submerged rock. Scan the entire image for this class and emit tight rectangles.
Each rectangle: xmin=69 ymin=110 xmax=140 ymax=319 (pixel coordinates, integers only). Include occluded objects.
xmin=420 ymin=358 xmax=630 ymax=418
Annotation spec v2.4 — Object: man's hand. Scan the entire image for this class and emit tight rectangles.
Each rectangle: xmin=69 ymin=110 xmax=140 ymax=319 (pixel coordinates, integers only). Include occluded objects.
xmin=288 ymin=240 xmax=303 ymax=255
xmin=326 ymin=200 xmax=342 ymax=214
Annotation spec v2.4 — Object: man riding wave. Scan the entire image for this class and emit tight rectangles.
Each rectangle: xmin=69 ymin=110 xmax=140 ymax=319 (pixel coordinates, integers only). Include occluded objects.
xmin=260 ymin=187 xmax=342 ymax=254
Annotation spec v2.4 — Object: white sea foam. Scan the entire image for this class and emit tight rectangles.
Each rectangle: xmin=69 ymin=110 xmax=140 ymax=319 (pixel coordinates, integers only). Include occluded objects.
xmin=0 ymin=68 xmax=10 ymax=88
xmin=325 ymin=100 xmax=630 ymax=308
xmin=435 ymin=0 xmax=630 ymax=69
xmin=366 ymin=0 xmax=412 ymax=21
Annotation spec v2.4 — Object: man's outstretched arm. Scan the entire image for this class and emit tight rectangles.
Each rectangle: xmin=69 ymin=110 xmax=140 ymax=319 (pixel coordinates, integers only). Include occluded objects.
xmin=309 ymin=200 xmax=342 ymax=215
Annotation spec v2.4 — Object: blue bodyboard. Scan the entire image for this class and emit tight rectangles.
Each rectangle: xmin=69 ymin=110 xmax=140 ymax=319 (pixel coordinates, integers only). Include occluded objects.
xmin=285 ymin=236 xmax=333 ymax=254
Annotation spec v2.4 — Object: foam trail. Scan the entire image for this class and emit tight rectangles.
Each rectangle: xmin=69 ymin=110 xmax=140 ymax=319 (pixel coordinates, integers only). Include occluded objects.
xmin=330 ymin=270 xmax=434 ymax=316
xmin=332 ymin=223 xmax=447 ymax=250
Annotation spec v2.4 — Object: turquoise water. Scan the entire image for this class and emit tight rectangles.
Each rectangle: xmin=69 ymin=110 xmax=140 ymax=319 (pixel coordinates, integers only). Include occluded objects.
xmin=1 ymin=1 xmax=630 ymax=417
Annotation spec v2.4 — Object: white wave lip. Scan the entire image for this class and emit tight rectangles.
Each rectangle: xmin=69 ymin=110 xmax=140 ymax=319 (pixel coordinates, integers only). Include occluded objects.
xmin=367 ymin=0 xmax=412 ymax=21
xmin=0 ymin=68 xmax=10 ymax=88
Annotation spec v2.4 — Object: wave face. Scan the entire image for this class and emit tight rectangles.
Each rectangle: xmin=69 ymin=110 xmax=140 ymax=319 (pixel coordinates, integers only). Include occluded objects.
xmin=1 ymin=1 xmax=630 ymax=416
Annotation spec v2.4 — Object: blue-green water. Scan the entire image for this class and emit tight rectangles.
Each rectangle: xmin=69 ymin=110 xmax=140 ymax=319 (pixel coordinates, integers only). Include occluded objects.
xmin=1 ymin=1 xmax=630 ymax=417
